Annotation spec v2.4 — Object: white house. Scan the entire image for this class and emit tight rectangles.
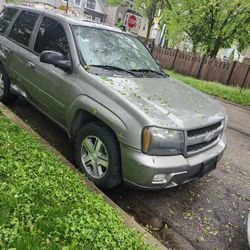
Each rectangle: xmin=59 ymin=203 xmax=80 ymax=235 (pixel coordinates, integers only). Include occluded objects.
xmin=82 ymin=0 xmax=106 ymax=22
xmin=20 ymin=0 xmax=106 ymax=22
xmin=0 ymin=0 xmax=5 ymax=10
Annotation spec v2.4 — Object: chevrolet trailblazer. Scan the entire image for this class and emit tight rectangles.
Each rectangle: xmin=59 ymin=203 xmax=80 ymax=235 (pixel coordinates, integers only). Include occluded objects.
xmin=0 ymin=6 xmax=227 ymax=189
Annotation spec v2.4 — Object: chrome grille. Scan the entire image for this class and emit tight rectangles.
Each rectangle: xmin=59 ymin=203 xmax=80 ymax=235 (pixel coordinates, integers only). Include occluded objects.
xmin=185 ymin=121 xmax=224 ymax=157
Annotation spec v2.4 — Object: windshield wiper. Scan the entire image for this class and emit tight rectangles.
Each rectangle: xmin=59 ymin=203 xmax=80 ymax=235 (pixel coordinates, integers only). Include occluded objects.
xmin=130 ymin=69 xmax=166 ymax=76
xmin=88 ymin=65 xmax=138 ymax=76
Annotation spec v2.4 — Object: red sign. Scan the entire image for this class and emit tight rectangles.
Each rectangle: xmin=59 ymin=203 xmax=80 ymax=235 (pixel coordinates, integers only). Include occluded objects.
xmin=128 ymin=15 xmax=137 ymax=29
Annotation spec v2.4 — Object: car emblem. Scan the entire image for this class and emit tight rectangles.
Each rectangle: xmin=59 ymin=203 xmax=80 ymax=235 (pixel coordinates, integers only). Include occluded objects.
xmin=204 ymin=131 xmax=214 ymax=142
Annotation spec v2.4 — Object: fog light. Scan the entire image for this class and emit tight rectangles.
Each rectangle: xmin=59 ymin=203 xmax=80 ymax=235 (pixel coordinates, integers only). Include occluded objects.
xmin=152 ymin=174 xmax=167 ymax=184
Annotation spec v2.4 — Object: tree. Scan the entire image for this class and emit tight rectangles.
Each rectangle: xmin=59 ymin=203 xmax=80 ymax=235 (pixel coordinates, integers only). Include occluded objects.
xmin=163 ymin=0 xmax=250 ymax=57
xmin=134 ymin=0 xmax=171 ymax=44
xmin=106 ymin=0 xmax=171 ymax=45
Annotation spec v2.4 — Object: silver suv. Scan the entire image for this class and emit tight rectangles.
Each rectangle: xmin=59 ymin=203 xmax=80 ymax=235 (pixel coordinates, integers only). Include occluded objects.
xmin=0 ymin=6 xmax=227 ymax=189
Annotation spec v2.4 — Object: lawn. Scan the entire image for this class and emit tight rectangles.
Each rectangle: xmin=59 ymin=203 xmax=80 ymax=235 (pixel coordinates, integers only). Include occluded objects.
xmin=167 ymin=71 xmax=250 ymax=107
xmin=0 ymin=115 xmax=153 ymax=250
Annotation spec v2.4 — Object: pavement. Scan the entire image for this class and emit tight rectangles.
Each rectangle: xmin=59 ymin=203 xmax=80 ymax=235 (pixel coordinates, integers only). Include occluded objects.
xmin=6 ymin=97 xmax=250 ymax=250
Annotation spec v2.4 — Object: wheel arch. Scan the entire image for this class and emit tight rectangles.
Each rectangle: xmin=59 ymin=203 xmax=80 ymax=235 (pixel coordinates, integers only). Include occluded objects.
xmin=67 ymin=96 xmax=128 ymax=144
xmin=70 ymin=109 xmax=98 ymax=141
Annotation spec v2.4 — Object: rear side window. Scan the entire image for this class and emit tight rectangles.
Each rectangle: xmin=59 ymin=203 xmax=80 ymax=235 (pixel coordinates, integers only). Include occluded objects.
xmin=9 ymin=11 xmax=38 ymax=47
xmin=34 ymin=17 xmax=69 ymax=57
xmin=0 ymin=8 xmax=18 ymax=34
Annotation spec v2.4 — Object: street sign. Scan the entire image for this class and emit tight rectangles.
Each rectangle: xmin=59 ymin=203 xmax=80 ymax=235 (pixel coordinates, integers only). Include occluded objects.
xmin=127 ymin=15 xmax=137 ymax=29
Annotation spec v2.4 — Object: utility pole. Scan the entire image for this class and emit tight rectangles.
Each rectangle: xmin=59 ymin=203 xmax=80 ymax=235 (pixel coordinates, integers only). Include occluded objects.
xmin=66 ymin=0 xmax=69 ymax=13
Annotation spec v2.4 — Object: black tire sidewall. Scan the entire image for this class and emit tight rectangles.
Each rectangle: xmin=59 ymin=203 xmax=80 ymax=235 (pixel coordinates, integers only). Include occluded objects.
xmin=0 ymin=64 xmax=17 ymax=103
xmin=75 ymin=122 xmax=121 ymax=189
xmin=0 ymin=64 xmax=8 ymax=100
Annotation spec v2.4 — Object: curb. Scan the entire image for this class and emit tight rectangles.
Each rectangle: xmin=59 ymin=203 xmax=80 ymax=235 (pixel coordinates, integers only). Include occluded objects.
xmin=0 ymin=102 xmax=167 ymax=250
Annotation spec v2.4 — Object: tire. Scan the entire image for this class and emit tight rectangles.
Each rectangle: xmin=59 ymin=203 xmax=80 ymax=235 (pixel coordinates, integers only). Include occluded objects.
xmin=0 ymin=64 xmax=18 ymax=104
xmin=75 ymin=122 xmax=122 ymax=189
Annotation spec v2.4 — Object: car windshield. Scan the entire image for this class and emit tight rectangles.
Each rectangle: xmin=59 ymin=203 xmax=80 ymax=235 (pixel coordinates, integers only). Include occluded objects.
xmin=72 ymin=25 xmax=163 ymax=76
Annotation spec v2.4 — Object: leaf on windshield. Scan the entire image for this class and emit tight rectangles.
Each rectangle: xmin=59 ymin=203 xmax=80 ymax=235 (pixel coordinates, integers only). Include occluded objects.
xmin=133 ymin=93 xmax=141 ymax=99
xmin=100 ymin=76 xmax=114 ymax=84
xmin=84 ymin=65 xmax=90 ymax=71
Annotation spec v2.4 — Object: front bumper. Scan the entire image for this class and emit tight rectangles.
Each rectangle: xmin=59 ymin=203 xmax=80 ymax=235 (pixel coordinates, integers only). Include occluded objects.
xmin=121 ymin=134 xmax=227 ymax=189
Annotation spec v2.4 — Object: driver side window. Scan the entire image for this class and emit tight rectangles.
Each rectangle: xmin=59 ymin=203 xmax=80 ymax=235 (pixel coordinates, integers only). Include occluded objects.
xmin=34 ymin=17 xmax=69 ymax=57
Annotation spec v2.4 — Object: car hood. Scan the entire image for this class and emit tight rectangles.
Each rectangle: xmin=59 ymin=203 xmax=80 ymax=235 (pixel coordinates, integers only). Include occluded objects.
xmin=99 ymin=75 xmax=226 ymax=130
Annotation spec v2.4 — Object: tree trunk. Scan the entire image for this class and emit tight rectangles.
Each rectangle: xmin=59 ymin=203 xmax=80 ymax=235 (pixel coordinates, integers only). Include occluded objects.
xmin=209 ymin=38 xmax=221 ymax=58
xmin=206 ymin=46 xmax=211 ymax=55
xmin=145 ymin=18 xmax=154 ymax=46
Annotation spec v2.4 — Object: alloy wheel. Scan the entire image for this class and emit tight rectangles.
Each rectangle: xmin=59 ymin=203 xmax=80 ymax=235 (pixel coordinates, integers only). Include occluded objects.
xmin=81 ymin=135 xmax=109 ymax=179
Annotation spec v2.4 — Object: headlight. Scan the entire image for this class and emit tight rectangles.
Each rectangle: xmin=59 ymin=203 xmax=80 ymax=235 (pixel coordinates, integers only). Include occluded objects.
xmin=142 ymin=127 xmax=184 ymax=156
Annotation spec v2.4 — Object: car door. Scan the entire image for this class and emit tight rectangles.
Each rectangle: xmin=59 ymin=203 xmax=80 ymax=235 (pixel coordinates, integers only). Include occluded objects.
xmin=7 ymin=10 xmax=40 ymax=94
xmin=22 ymin=16 xmax=73 ymax=125
xmin=0 ymin=7 xmax=20 ymax=75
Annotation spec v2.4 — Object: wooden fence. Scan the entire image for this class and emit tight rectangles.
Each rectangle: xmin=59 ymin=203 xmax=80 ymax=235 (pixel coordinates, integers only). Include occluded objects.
xmin=152 ymin=47 xmax=250 ymax=89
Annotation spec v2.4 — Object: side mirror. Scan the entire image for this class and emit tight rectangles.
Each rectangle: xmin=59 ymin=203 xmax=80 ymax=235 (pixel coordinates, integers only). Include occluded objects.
xmin=40 ymin=51 xmax=72 ymax=73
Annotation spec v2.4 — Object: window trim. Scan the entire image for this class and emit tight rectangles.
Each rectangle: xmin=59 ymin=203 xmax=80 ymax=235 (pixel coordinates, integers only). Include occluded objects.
xmin=33 ymin=15 xmax=71 ymax=56
xmin=95 ymin=17 xmax=101 ymax=23
xmin=5 ymin=8 xmax=20 ymax=37
xmin=32 ymin=15 xmax=74 ymax=73
xmin=70 ymin=24 xmax=86 ymax=67
xmin=70 ymin=24 xmax=165 ymax=76
xmin=8 ymin=10 xmax=41 ymax=49
xmin=29 ymin=14 xmax=44 ymax=54
xmin=2 ymin=8 xmax=74 ymax=73
xmin=0 ymin=7 xmax=20 ymax=37
xmin=74 ymin=0 xmax=82 ymax=7
xmin=86 ymin=0 xmax=96 ymax=10
xmin=84 ymin=14 xmax=92 ymax=20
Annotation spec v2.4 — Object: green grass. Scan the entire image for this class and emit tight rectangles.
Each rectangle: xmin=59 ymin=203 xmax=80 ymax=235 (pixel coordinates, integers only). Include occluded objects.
xmin=0 ymin=116 xmax=153 ymax=250
xmin=167 ymin=71 xmax=250 ymax=107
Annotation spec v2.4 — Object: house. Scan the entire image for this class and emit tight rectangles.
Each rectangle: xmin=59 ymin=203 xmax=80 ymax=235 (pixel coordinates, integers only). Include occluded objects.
xmin=240 ymin=46 xmax=250 ymax=64
xmin=82 ymin=0 xmax=106 ymax=22
xmin=217 ymin=46 xmax=250 ymax=64
xmin=0 ymin=0 xmax=5 ymax=10
xmin=20 ymin=0 xmax=106 ymax=22
xmin=104 ymin=3 xmax=157 ymax=43
xmin=5 ymin=0 xmax=161 ymax=41
xmin=104 ymin=5 xmax=129 ymax=27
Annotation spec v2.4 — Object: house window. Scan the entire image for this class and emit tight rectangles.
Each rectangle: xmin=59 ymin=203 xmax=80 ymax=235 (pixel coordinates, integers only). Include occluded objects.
xmin=74 ymin=0 xmax=81 ymax=7
xmin=86 ymin=0 xmax=96 ymax=9
xmin=84 ymin=14 xmax=92 ymax=20
xmin=95 ymin=17 xmax=101 ymax=22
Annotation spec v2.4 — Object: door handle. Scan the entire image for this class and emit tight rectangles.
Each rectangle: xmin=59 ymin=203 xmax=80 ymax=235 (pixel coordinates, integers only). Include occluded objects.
xmin=26 ymin=61 xmax=36 ymax=69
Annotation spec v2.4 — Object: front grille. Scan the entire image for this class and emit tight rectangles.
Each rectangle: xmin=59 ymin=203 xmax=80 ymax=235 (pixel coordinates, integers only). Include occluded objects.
xmin=185 ymin=121 xmax=224 ymax=157
xmin=188 ymin=122 xmax=222 ymax=137
xmin=187 ymin=135 xmax=219 ymax=152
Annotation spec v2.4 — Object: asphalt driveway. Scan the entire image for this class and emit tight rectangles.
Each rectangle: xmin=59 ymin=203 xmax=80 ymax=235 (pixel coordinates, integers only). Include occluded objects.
xmin=7 ymin=97 xmax=250 ymax=250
